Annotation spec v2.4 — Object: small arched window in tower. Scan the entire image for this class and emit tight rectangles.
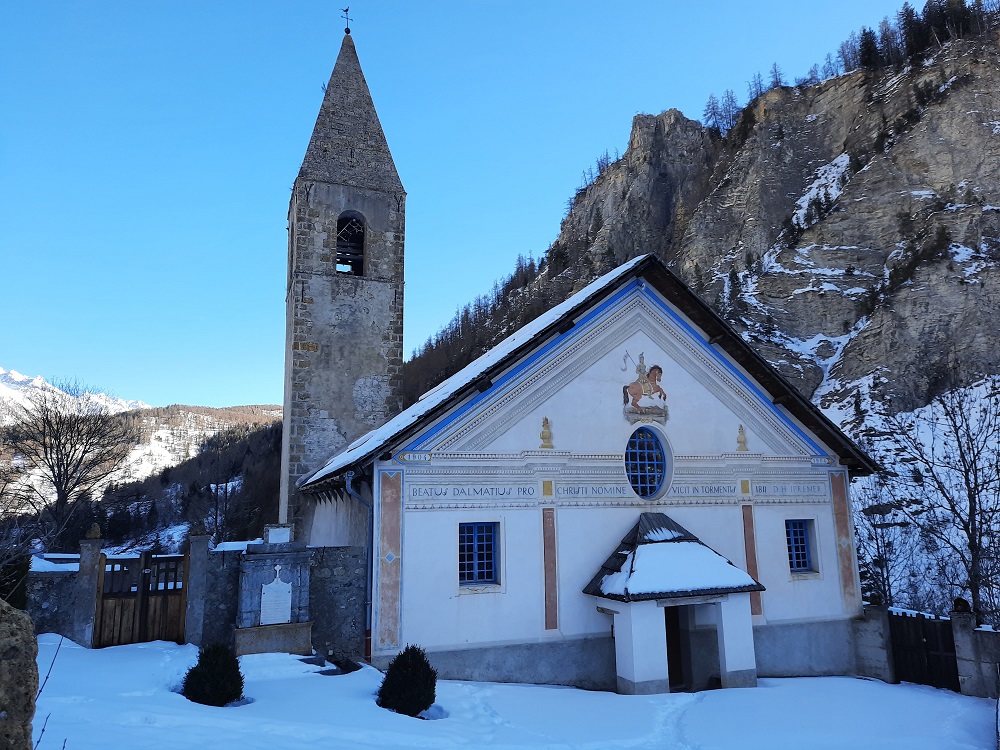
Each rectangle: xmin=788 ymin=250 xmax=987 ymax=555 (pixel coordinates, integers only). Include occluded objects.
xmin=336 ymin=214 xmax=365 ymax=275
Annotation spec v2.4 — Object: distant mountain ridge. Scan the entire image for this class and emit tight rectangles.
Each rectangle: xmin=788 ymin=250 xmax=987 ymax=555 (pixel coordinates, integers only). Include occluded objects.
xmin=0 ymin=367 xmax=149 ymax=416
xmin=0 ymin=366 xmax=281 ymax=482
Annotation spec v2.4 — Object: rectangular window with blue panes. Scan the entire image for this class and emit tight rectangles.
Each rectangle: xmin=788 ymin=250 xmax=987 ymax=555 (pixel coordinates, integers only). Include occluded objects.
xmin=459 ymin=522 xmax=499 ymax=585
xmin=785 ymin=519 xmax=815 ymax=572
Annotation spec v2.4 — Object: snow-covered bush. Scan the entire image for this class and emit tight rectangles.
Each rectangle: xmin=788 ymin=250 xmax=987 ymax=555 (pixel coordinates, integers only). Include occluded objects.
xmin=182 ymin=643 xmax=244 ymax=707
xmin=376 ymin=644 xmax=437 ymax=717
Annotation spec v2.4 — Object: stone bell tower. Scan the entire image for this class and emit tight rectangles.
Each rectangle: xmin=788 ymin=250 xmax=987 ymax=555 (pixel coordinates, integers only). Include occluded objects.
xmin=280 ymin=31 xmax=405 ymax=537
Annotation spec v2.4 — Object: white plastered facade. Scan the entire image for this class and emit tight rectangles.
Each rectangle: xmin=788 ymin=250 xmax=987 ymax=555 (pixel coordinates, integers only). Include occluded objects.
xmin=311 ymin=278 xmax=864 ymax=690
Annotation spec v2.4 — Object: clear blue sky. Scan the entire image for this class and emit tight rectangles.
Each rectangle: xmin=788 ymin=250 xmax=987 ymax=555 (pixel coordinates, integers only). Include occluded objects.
xmin=1 ymin=0 xmax=906 ymax=407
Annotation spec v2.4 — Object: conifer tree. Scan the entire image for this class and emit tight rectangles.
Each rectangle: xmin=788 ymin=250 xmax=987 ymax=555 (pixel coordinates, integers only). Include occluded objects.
xmin=720 ymin=89 xmax=740 ymax=133
xmin=859 ymin=27 xmax=882 ymax=69
xmin=899 ymin=2 xmax=930 ymax=58
xmin=769 ymin=62 xmax=784 ymax=89
xmin=702 ymin=93 xmax=721 ymax=131
xmin=821 ymin=53 xmax=840 ymax=79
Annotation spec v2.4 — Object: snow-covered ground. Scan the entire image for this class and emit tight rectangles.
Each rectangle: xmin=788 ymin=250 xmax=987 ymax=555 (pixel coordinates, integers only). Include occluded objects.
xmin=33 ymin=635 xmax=993 ymax=750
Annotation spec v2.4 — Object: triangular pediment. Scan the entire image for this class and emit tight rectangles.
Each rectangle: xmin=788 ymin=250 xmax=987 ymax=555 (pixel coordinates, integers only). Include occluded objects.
xmin=403 ymin=282 xmax=831 ymax=460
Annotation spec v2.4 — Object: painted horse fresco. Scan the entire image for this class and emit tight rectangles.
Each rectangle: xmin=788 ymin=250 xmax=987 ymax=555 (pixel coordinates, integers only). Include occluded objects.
xmin=623 ymin=365 xmax=666 ymax=409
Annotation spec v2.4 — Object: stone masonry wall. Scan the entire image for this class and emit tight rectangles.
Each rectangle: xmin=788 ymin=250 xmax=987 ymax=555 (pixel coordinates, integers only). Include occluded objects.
xmin=199 ymin=549 xmax=242 ymax=649
xmin=309 ymin=546 xmax=367 ymax=660
xmin=26 ymin=571 xmax=77 ymax=638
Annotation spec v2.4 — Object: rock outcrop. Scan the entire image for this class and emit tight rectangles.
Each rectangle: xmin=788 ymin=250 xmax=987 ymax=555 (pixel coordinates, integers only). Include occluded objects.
xmin=0 ymin=599 xmax=38 ymax=750
xmin=546 ymin=35 xmax=1000 ymax=414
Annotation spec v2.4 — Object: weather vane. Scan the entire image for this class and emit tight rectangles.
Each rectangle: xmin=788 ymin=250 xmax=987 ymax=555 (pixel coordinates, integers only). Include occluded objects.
xmin=341 ymin=6 xmax=352 ymax=34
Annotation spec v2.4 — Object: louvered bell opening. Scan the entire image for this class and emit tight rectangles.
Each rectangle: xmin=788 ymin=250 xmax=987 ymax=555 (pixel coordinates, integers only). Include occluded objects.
xmin=336 ymin=217 xmax=364 ymax=275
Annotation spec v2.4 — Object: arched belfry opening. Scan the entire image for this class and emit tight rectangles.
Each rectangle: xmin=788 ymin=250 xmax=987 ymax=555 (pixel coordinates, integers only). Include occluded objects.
xmin=336 ymin=212 xmax=365 ymax=275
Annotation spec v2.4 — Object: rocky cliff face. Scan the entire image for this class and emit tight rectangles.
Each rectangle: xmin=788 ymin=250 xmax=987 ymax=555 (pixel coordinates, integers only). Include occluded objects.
xmin=551 ymin=36 xmax=1000 ymax=416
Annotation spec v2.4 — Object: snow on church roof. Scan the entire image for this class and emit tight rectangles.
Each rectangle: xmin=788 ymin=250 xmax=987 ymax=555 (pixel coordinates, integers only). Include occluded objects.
xmin=299 ymin=253 xmax=877 ymax=490
xmin=583 ymin=513 xmax=764 ymax=602
xmin=298 ymin=255 xmax=649 ymax=489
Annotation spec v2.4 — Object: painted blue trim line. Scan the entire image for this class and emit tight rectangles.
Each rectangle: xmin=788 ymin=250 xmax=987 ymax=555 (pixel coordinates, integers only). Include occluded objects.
xmin=403 ymin=280 xmax=828 ymax=457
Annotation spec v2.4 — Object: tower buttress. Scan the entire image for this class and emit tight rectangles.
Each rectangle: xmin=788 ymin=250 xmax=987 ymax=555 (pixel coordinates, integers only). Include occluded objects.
xmin=280 ymin=32 xmax=404 ymax=539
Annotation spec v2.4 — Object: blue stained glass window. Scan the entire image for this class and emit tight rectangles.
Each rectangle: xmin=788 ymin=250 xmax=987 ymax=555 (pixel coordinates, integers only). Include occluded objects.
xmin=459 ymin=522 xmax=499 ymax=584
xmin=625 ymin=427 xmax=667 ymax=498
xmin=785 ymin=519 xmax=813 ymax=571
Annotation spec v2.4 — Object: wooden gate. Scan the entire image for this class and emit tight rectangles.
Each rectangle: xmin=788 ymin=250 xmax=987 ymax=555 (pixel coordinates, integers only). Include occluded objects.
xmin=93 ymin=551 xmax=187 ymax=648
xmin=887 ymin=610 xmax=959 ymax=692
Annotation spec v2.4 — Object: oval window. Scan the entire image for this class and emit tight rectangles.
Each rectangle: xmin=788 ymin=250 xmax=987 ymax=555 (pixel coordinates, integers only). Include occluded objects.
xmin=625 ymin=426 xmax=669 ymax=498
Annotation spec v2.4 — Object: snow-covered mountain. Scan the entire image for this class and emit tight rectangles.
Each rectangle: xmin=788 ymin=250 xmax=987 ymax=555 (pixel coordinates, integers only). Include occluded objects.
xmin=0 ymin=366 xmax=280 ymax=482
xmin=0 ymin=366 xmax=149 ymax=417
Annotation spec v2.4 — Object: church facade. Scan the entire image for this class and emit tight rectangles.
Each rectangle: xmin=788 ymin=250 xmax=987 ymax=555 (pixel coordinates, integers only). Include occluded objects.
xmin=283 ymin=33 xmax=877 ymax=694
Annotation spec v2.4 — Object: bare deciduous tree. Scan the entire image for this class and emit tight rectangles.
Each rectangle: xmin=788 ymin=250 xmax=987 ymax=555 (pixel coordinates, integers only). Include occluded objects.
xmin=863 ymin=379 xmax=1000 ymax=623
xmin=1 ymin=384 xmax=140 ymax=551
xmin=853 ymin=468 xmax=916 ymax=606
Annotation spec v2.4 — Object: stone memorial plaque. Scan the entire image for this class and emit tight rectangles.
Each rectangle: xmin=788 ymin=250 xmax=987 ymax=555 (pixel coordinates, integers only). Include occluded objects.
xmin=265 ymin=525 xmax=292 ymax=544
xmin=260 ymin=564 xmax=292 ymax=626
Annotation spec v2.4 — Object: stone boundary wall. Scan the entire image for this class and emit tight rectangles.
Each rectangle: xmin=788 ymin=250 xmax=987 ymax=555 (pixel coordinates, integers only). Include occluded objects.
xmin=25 ymin=539 xmax=102 ymax=646
xmin=853 ymin=604 xmax=1000 ymax=700
xmin=26 ymin=538 xmax=367 ymax=664
xmin=25 ymin=571 xmax=77 ymax=639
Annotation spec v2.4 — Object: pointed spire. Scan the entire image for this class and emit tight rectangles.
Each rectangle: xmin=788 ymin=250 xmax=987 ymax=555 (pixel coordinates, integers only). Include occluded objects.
xmin=298 ymin=34 xmax=403 ymax=192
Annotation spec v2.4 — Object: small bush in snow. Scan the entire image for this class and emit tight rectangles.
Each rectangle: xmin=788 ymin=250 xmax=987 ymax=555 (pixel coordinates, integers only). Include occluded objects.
xmin=376 ymin=644 xmax=437 ymax=717
xmin=182 ymin=643 xmax=244 ymax=707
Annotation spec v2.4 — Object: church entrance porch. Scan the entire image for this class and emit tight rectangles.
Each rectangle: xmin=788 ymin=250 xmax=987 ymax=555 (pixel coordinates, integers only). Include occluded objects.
xmin=604 ymin=593 xmax=757 ymax=695
xmin=584 ymin=512 xmax=764 ymax=694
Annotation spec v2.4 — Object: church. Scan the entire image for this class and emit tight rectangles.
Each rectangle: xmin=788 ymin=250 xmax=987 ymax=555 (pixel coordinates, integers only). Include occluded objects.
xmin=279 ymin=31 xmax=877 ymax=694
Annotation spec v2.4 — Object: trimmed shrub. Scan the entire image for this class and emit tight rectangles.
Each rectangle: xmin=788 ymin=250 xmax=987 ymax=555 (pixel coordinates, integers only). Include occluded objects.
xmin=182 ymin=643 xmax=244 ymax=707
xmin=376 ymin=644 xmax=437 ymax=717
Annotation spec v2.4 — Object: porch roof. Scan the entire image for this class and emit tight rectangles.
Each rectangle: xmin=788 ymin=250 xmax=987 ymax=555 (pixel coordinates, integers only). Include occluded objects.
xmin=583 ymin=512 xmax=764 ymax=603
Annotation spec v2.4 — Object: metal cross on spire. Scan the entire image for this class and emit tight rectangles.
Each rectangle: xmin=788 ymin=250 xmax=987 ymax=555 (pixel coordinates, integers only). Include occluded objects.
xmin=341 ymin=6 xmax=352 ymax=34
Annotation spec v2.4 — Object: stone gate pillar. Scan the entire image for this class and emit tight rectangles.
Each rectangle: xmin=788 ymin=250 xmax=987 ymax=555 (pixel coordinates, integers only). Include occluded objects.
xmin=74 ymin=536 xmax=103 ymax=647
